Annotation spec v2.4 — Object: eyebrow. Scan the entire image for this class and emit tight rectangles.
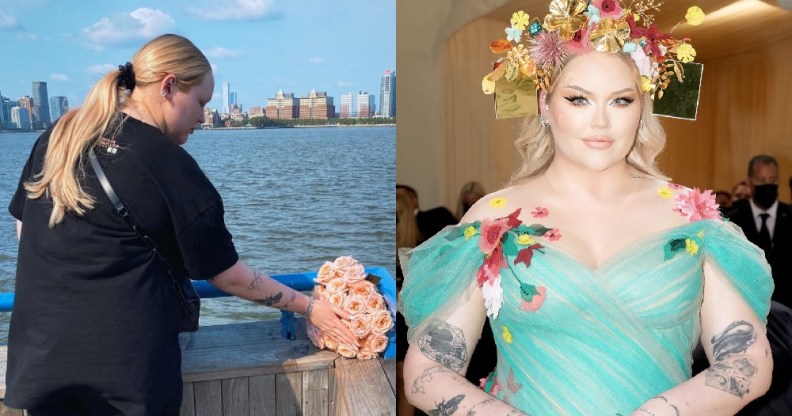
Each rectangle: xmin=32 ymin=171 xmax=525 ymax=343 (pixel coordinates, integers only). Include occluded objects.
xmin=563 ymin=85 xmax=636 ymax=96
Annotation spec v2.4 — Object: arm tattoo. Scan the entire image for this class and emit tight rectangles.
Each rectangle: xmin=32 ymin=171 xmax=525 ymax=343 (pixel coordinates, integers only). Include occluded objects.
xmin=247 ymin=269 xmax=265 ymax=291
xmin=649 ymin=396 xmax=680 ymax=416
xmin=705 ymin=358 xmax=757 ymax=398
xmin=412 ymin=366 xmax=457 ymax=395
xmin=710 ymin=320 xmax=755 ymax=361
xmin=417 ymin=320 xmax=468 ymax=372
xmin=428 ymin=394 xmax=465 ymax=416
xmin=254 ymin=292 xmax=283 ymax=306
xmin=466 ymin=399 xmax=495 ymax=416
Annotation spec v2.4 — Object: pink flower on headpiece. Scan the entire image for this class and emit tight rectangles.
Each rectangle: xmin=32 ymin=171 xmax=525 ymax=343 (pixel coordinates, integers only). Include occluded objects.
xmin=630 ymin=46 xmax=657 ymax=79
xmin=565 ymin=26 xmax=593 ymax=55
xmin=530 ymin=31 xmax=569 ymax=72
xmin=591 ymin=0 xmax=621 ymax=18
xmin=627 ymin=15 xmax=670 ymax=60
xmin=674 ymin=188 xmax=721 ymax=222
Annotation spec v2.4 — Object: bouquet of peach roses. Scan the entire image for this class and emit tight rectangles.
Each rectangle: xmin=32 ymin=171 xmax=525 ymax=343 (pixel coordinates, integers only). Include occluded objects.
xmin=306 ymin=256 xmax=393 ymax=359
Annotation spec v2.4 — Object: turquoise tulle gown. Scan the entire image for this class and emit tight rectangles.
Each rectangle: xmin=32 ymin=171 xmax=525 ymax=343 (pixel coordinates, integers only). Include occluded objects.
xmin=399 ymin=186 xmax=773 ymax=415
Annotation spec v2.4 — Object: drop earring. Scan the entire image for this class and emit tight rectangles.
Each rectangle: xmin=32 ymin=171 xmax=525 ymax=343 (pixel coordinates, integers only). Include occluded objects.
xmin=541 ymin=117 xmax=550 ymax=127
xmin=160 ymin=90 xmax=167 ymax=97
xmin=639 ymin=119 xmax=644 ymax=130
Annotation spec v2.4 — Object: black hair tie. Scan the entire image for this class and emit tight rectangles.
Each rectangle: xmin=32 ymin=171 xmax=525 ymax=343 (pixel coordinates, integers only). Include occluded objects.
xmin=117 ymin=62 xmax=136 ymax=91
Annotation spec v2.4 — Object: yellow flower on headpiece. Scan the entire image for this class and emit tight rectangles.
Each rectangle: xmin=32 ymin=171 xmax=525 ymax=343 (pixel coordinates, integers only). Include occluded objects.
xmin=676 ymin=43 xmax=696 ymax=63
xmin=544 ymin=0 xmax=589 ymax=40
xmin=511 ymin=11 xmax=531 ymax=31
xmin=589 ymin=17 xmax=631 ymax=53
xmin=685 ymin=6 xmax=705 ymax=26
xmin=640 ymin=76 xmax=655 ymax=92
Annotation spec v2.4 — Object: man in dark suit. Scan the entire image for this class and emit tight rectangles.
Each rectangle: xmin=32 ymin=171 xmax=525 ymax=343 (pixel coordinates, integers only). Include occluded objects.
xmin=727 ymin=155 xmax=792 ymax=307
xmin=396 ymin=184 xmax=457 ymax=240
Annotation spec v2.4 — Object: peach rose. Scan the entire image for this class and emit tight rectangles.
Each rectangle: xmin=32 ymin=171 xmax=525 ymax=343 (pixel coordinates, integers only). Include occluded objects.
xmin=337 ymin=342 xmax=359 ymax=358
xmin=313 ymin=284 xmax=327 ymax=299
xmin=366 ymin=292 xmax=384 ymax=310
xmin=371 ymin=309 xmax=394 ymax=334
xmin=315 ymin=261 xmax=338 ymax=284
xmin=327 ymin=292 xmax=345 ymax=307
xmin=342 ymin=295 xmax=368 ymax=314
xmin=333 ymin=256 xmax=359 ymax=272
xmin=342 ymin=264 xmax=367 ymax=285
xmin=356 ymin=350 xmax=378 ymax=360
xmin=325 ymin=277 xmax=347 ymax=294
xmin=306 ymin=325 xmax=325 ymax=349
xmin=350 ymin=313 xmax=372 ymax=338
xmin=364 ymin=332 xmax=389 ymax=353
xmin=350 ymin=280 xmax=375 ymax=298
xmin=324 ymin=336 xmax=339 ymax=351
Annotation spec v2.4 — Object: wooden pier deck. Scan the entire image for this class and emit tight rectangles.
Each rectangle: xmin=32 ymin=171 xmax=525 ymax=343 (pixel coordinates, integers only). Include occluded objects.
xmin=0 ymin=319 xmax=396 ymax=415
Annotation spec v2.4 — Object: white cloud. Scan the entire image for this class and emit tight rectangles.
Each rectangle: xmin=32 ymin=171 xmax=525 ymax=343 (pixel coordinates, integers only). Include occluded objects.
xmin=337 ymin=81 xmax=354 ymax=87
xmin=187 ymin=0 xmax=276 ymax=21
xmin=87 ymin=64 xmax=117 ymax=76
xmin=82 ymin=8 xmax=175 ymax=47
xmin=308 ymin=57 xmax=324 ymax=65
xmin=0 ymin=11 xmax=17 ymax=29
xmin=16 ymin=32 xmax=37 ymax=41
xmin=50 ymin=73 xmax=69 ymax=81
xmin=205 ymin=47 xmax=243 ymax=59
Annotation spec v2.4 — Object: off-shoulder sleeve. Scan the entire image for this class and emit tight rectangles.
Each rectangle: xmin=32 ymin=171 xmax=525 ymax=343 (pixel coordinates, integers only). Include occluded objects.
xmin=397 ymin=225 xmax=484 ymax=343
xmin=702 ymin=220 xmax=774 ymax=324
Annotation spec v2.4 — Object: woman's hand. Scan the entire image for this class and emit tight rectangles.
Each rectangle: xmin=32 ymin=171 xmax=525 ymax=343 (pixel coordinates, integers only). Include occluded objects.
xmin=307 ymin=299 xmax=357 ymax=346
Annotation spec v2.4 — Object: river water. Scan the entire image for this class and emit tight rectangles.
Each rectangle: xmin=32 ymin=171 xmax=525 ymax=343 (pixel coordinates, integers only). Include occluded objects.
xmin=0 ymin=126 xmax=396 ymax=341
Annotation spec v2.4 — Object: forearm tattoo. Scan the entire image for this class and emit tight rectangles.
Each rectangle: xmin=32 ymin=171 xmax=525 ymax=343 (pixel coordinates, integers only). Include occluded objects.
xmin=247 ymin=269 xmax=264 ymax=291
xmin=428 ymin=394 xmax=465 ymax=416
xmin=412 ymin=366 xmax=458 ymax=395
xmin=711 ymin=320 xmax=755 ymax=361
xmin=254 ymin=292 xmax=283 ymax=306
xmin=647 ymin=396 xmax=680 ymax=416
xmin=417 ymin=320 xmax=468 ymax=372
xmin=466 ymin=399 xmax=495 ymax=416
xmin=705 ymin=320 xmax=758 ymax=398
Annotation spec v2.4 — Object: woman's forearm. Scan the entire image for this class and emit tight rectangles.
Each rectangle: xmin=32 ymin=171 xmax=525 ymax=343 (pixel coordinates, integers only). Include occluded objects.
xmin=633 ymin=351 xmax=772 ymax=416
xmin=404 ymin=363 xmax=527 ymax=416
xmin=209 ymin=260 xmax=309 ymax=314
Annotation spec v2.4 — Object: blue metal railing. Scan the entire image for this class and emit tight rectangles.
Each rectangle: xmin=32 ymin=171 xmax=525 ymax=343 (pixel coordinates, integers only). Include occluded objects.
xmin=0 ymin=267 xmax=396 ymax=359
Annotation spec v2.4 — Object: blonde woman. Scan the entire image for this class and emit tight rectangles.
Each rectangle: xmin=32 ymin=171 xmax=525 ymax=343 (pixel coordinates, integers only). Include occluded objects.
xmin=7 ymin=34 xmax=354 ymax=415
xmin=399 ymin=4 xmax=774 ymax=415
xmin=456 ymin=181 xmax=486 ymax=220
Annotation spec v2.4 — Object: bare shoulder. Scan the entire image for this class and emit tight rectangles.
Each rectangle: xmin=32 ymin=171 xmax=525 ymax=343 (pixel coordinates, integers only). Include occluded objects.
xmin=459 ymin=180 xmax=542 ymax=224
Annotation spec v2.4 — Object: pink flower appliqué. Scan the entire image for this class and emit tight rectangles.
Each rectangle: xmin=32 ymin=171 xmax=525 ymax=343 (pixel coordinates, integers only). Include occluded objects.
xmin=479 ymin=218 xmax=511 ymax=256
xmin=544 ymin=228 xmax=562 ymax=241
xmin=674 ymin=188 xmax=720 ymax=222
xmin=519 ymin=286 xmax=547 ymax=312
xmin=668 ymin=182 xmax=683 ymax=190
xmin=476 ymin=245 xmax=505 ymax=287
xmin=531 ymin=206 xmax=549 ymax=218
xmin=591 ymin=0 xmax=621 ymax=18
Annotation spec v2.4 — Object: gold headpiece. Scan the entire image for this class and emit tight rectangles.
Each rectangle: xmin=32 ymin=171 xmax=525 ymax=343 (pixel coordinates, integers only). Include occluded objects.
xmin=483 ymin=0 xmax=705 ymax=120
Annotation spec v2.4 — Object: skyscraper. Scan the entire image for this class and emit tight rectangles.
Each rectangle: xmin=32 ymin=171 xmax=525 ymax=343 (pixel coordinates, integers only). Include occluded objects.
xmin=32 ymin=81 xmax=51 ymax=129
xmin=17 ymin=96 xmax=34 ymax=128
xmin=11 ymin=106 xmax=31 ymax=130
xmin=357 ymin=91 xmax=375 ymax=118
xmin=379 ymin=70 xmax=396 ymax=118
xmin=0 ymin=89 xmax=5 ymax=128
xmin=222 ymin=81 xmax=230 ymax=114
xmin=340 ymin=93 xmax=353 ymax=118
xmin=49 ymin=96 xmax=69 ymax=121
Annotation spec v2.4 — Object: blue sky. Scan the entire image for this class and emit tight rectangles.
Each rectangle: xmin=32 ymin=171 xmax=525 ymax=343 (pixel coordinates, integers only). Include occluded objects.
xmin=0 ymin=0 xmax=395 ymax=113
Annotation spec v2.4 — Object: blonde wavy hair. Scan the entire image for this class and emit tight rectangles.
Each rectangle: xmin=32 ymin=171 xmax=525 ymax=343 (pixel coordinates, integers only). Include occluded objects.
xmin=25 ymin=34 xmax=211 ymax=227
xmin=396 ymin=192 xmax=421 ymax=251
xmin=508 ymin=52 xmax=669 ymax=186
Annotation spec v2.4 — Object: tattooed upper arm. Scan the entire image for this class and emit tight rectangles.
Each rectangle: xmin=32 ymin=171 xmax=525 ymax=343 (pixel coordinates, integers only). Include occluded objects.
xmin=704 ymin=320 xmax=758 ymax=398
xmin=416 ymin=320 xmax=469 ymax=373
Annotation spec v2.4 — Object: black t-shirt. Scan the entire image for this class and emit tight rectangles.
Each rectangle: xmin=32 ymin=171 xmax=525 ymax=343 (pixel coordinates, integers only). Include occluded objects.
xmin=5 ymin=116 xmax=239 ymax=413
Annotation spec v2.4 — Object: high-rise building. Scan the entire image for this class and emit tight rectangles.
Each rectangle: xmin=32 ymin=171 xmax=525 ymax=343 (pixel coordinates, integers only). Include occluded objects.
xmin=2 ymin=97 xmax=16 ymax=129
xmin=222 ymin=81 xmax=230 ymax=114
xmin=379 ymin=69 xmax=396 ymax=118
xmin=11 ymin=106 xmax=31 ymax=130
xmin=0 ymin=90 xmax=5 ymax=128
xmin=357 ymin=91 xmax=375 ymax=118
xmin=339 ymin=93 xmax=353 ymax=118
xmin=17 ymin=96 xmax=34 ymax=128
xmin=230 ymin=92 xmax=237 ymax=107
xmin=202 ymin=108 xmax=221 ymax=128
xmin=299 ymin=89 xmax=334 ymax=120
xmin=49 ymin=96 xmax=69 ymax=122
xmin=266 ymin=90 xmax=299 ymax=119
xmin=32 ymin=81 xmax=51 ymax=129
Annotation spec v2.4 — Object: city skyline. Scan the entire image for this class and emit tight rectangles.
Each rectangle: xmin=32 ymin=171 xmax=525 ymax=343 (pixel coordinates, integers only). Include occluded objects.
xmin=0 ymin=0 xmax=394 ymax=113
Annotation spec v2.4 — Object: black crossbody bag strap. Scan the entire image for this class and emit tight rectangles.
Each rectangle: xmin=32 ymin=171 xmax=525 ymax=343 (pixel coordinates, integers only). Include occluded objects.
xmin=88 ymin=150 xmax=195 ymax=321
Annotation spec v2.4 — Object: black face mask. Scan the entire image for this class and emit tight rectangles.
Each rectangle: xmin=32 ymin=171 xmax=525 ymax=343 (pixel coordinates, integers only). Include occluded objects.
xmin=753 ymin=184 xmax=778 ymax=208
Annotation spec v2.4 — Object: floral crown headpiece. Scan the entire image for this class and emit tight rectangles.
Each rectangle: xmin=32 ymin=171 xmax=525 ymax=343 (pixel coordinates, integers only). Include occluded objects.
xmin=483 ymin=0 xmax=706 ymax=120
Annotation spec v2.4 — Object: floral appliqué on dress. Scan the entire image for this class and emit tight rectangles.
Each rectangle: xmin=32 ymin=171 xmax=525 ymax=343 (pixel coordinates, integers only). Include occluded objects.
xmin=449 ymin=200 xmax=557 ymax=319
xmin=662 ymin=184 xmax=722 ymax=260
